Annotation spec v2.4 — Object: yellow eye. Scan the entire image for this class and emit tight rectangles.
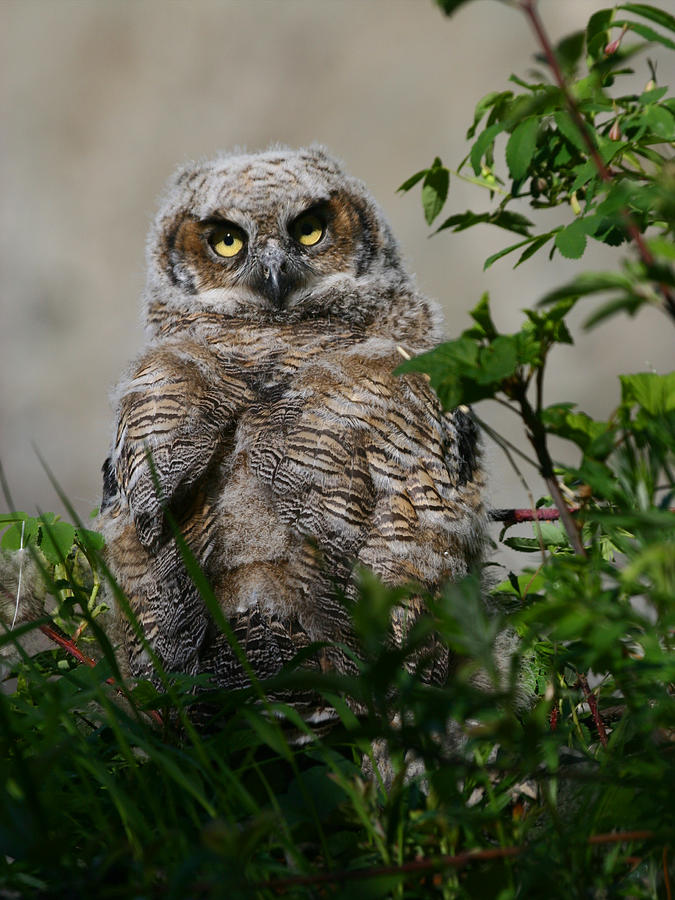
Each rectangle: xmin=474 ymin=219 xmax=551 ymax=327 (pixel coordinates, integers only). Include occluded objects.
xmin=210 ymin=225 xmax=246 ymax=258
xmin=292 ymin=213 xmax=324 ymax=247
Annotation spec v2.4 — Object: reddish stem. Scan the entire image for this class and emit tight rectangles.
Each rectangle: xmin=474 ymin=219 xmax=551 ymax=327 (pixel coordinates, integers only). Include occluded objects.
xmin=40 ymin=624 xmax=99 ymax=667
xmin=255 ymin=830 xmax=655 ymax=890
xmin=518 ymin=0 xmax=675 ymax=321
xmin=40 ymin=624 xmax=163 ymax=727
xmin=490 ymin=506 xmax=576 ymax=524
xmin=578 ymin=672 xmax=609 ymax=748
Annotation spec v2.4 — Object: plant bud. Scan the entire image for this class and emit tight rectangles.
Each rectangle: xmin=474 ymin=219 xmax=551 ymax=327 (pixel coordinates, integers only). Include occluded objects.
xmin=644 ymin=79 xmax=656 ymax=93
xmin=609 ymin=119 xmax=622 ymax=141
xmin=604 ymin=23 xmax=628 ymax=55
xmin=570 ymin=191 xmax=582 ymax=215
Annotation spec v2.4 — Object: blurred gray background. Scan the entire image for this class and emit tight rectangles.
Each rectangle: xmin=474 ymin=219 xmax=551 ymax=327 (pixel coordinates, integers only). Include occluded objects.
xmin=1 ymin=0 xmax=673 ymax=555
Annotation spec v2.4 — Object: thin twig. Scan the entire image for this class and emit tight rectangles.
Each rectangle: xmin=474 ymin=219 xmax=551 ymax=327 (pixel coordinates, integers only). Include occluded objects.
xmin=578 ymin=672 xmax=609 ymax=748
xmin=518 ymin=0 xmax=675 ymax=322
xmin=489 ymin=506 xmax=577 ymax=524
xmin=254 ymin=830 xmax=656 ymax=890
xmin=664 ymin=845 xmax=672 ymax=900
xmin=40 ymin=623 xmax=163 ymax=727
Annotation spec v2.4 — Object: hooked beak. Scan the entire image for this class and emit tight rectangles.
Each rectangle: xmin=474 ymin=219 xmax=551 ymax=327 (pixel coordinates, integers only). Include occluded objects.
xmin=257 ymin=246 xmax=294 ymax=308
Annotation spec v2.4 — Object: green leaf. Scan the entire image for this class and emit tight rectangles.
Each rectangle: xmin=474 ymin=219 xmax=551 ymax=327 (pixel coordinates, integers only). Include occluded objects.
xmin=506 ymin=117 xmax=539 ymax=181
xmin=39 ymin=520 xmax=76 ymax=564
xmin=435 ymin=0 xmax=474 ymax=15
xmin=466 ymin=90 xmax=510 ymax=139
xmin=515 ymin=232 xmax=555 ymax=268
xmin=436 ymin=208 xmax=533 ymax=237
xmin=554 ymin=30 xmax=585 ymax=76
xmin=539 ymin=271 xmax=635 ymax=307
xmin=586 ymin=8 xmax=615 ymax=60
xmin=583 ymin=295 xmax=647 ymax=327
xmin=435 ymin=210 xmax=490 ymax=234
xmin=570 ymin=160 xmax=598 ymax=193
xmin=0 ymin=516 xmax=39 ymax=551
xmin=646 ymin=237 xmax=675 ymax=260
xmin=469 ymin=292 xmax=498 ymax=339
xmin=614 ymin=18 xmax=675 ymax=49
xmin=555 ymin=219 xmax=589 ymax=259
xmin=491 ymin=210 xmax=534 ymax=236
xmin=638 ymin=85 xmax=669 ymax=104
xmin=503 ymin=524 xmax=569 ymax=554
xmin=422 ymin=160 xmax=450 ymax=225
xmin=470 ymin=122 xmax=503 ymax=175
xmin=554 ymin=110 xmax=591 ymax=153
xmin=476 ymin=336 xmax=519 ymax=383
xmin=641 ymin=105 xmax=675 ymax=140
xmin=618 ymin=3 xmax=675 ymax=34
xmin=397 ymin=169 xmax=427 ymax=193
xmin=620 ymin=372 xmax=675 ymax=415
xmin=484 ymin=235 xmax=540 ymax=270
xmin=75 ymin=527 xmax=105 ymax=552
xmin=542 ymin=405 xmax=612 ymax=454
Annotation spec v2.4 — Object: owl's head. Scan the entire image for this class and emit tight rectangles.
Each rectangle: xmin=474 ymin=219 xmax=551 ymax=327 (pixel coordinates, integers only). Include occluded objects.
xmin=144 ymin=147 xmax=442 ymax=344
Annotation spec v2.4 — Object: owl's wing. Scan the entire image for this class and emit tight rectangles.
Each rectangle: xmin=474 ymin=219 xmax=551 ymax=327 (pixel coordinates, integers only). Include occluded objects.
xmin=108 ymin=339 xmax=255 ymax=548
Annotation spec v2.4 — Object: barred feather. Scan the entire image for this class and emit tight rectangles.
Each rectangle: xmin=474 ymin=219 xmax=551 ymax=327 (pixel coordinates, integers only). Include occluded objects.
xmin=99 ymin=147 xmax=486 ymax=729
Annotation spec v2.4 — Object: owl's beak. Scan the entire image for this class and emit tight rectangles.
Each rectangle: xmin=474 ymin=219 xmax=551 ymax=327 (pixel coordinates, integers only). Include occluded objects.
xmin=257 ymin=247 xmax=294 ymax=308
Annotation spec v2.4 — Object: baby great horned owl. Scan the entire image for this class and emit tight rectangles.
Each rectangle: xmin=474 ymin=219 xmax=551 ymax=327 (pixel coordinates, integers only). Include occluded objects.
xmin=99 ymin=146 xmax=485 ymax=726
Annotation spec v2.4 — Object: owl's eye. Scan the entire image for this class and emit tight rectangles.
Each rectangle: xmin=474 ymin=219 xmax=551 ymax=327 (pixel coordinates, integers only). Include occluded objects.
xmin=209 ymin=224 xmax=246 ymax=258
xmin=292 ymin=213 xmax=325 ymax=247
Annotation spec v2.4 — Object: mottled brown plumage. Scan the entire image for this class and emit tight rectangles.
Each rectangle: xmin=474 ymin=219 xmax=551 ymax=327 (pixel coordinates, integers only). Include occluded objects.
xmin=99 ymin=147 xmax=485 ymax=728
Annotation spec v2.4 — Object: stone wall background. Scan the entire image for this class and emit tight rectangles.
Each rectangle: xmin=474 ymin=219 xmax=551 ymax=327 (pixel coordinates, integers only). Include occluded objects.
xmin=1 ymin=1 xmax=673 ymax=556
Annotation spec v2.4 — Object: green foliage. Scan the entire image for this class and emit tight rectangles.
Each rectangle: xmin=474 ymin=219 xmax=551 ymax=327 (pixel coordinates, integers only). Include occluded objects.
xmin=1 ymin=2 xmax=674 ymax=897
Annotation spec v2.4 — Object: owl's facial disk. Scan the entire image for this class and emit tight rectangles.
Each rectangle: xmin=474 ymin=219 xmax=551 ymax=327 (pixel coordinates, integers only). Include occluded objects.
xmin=192 ymin=206 xmax=330 ymax=309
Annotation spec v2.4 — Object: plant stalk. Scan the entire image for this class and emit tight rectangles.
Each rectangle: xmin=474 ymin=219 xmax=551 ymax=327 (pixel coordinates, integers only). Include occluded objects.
xmin=518 ymin=0 xmax=675 ymax=322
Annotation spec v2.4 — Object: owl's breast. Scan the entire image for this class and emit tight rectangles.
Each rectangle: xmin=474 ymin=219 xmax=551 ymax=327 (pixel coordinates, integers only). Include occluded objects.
xmin=206 ymin=342 xmax=483 ymax=628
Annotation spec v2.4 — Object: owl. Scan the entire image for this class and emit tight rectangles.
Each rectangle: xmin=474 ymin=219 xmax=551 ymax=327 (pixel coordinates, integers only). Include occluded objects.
xmin=99 ymin=146 xmax=486 ymax=729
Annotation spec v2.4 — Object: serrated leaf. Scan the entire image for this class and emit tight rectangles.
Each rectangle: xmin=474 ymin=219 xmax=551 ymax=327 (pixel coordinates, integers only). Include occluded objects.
xmin=0 ymin=517 xmax=40 ymax=551
xmin=638 ymin=86 xmax=668 ymax=105
xmin=646 ymin=237 xmax=675 ymax=260
xmin=436 ymin=208 xmax=533 ymax=237
xmin=476 ymin=336 xmax=519 ymax=383
xmin=642 ymin=105 xmax=675 ymax=139
xmin=570 ymin=161 xmax=598 ymax=193
xmin=466 ymin=90 xmax=509 ymax=139
xmin=542 ymin=405 xmax=611 ymax=452
xmin=422 ymin=162 xmax=450 ymax=225
xmin=618 ymin=3 xmax=675 ymax=34
xmin=75 ymin=527 xmax=105 ymax=552
xmin=491 ymin=209 xmax=534 ymax=236
xmin=539 ymin=271 xmax=634 ymax=306
xmin=554 ymin=110 xmax=591 ymax=153
xmin=435 ymin=210 xmax=490 ymax=234
xmin=503 ymin=537 xmax=543 ymax=553
xmin=397 ymin=169 xmax=427 ymax=193
xmin=39 ymin=520 xmax=76 ymax=564
xmin=555 ymin=220 xmax=588 ymax=259
xmin=555 ymin=30 xmax=585 ymax=76
xmin=515 ymin=233 xmax=555 ymax=268
xmin=483 ymin=235 xmax=536 ymax=270
xmin=614 ymin=18 xmax=675 ymax=49
xmin=583 ymin=295 xmax=647 ymax=327
xmin=586 ymin=8 xmax=615 ymax=60
xmin=469 ymin=292 xmax=498 ymax=339
xmin=506 ymin=117 xmax=539 ymax=182
xmin=620 ymin=372 xmax=675 ymax=414
xmin=470 ymin=122 xmax=503 ymax=175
